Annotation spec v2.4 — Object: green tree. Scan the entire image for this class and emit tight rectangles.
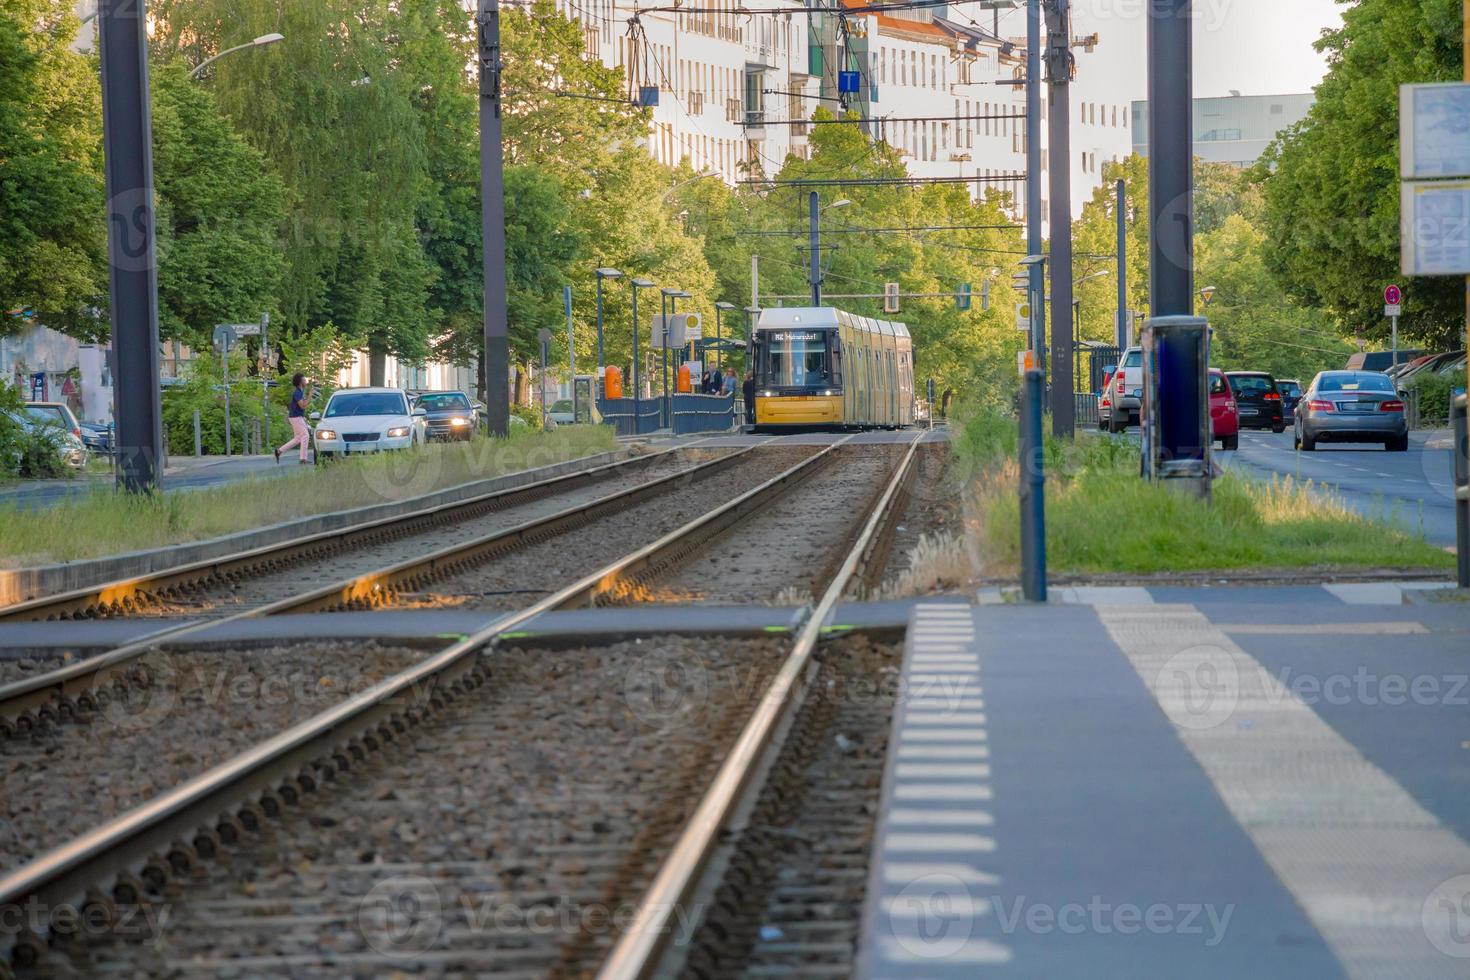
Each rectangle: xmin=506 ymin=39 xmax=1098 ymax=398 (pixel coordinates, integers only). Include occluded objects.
xmin=152 ymin=0 xmax=436 ymax=378
xmin=150 ymin=65 xmax=287 ymax=349
xmin=0 ymin=0 xmax=104 ymax=337
xmin=1260 ymin=0 xmax=1464 ymax=348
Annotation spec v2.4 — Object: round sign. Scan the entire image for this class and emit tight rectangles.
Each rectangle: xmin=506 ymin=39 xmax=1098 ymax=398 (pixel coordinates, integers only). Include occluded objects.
xmin=1384 ymin=284 xmax=1402 ymax=306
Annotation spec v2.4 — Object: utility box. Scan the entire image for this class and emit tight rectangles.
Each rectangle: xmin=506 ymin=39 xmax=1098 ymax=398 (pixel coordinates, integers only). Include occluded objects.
xmin=573 ymin=375 xmax=600 ymax=424
xmin=1141 ymin=315 xmax=1211 ymax=492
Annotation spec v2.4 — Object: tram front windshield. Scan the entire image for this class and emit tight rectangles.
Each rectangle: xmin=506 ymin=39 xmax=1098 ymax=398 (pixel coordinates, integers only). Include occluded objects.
xmin=760 ymin=331 xmax=836 ymax=389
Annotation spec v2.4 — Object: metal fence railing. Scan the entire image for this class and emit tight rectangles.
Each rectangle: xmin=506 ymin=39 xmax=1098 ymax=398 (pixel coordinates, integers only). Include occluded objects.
xmin=1075 ymin=391 xmax=1100 ymax=427
xmin=597 ymin=397 xmax=663 ymax=436
xmin=672 ymin=393 xmax=735 ymax=435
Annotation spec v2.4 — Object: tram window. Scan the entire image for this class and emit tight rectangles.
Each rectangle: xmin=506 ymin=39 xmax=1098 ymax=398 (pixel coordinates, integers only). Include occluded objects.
xmin=761 ymin=333 xmax=833 ymax=387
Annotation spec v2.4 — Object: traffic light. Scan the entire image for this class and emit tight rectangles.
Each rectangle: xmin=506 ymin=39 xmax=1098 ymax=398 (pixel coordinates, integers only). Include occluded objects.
xmin=956 ymin=283 xmax=972 ymax=312
xmin=884 ymin=282 xmax=900 ymax=314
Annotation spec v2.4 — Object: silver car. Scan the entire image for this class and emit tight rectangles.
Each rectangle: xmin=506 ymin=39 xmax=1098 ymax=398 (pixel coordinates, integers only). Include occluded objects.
xmin=1293 ymin=370 xmax=1408 ymax=452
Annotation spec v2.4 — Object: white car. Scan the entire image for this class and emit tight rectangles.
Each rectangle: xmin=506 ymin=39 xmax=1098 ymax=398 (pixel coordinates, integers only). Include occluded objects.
xmin=312 ymin=387 xmax=426 ymax=462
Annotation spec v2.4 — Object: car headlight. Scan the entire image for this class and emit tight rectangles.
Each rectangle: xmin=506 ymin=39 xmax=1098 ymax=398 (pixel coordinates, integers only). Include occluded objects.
xmin=316 ymin=429 xmax=337 ymax=440
xmin=449 ymin=416 xmax=469 ymax=426
xmin=386 ymin=426 xmax=410 ymax=438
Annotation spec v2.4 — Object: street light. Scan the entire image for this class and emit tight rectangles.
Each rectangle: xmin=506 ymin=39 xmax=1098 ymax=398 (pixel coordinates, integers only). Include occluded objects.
xmin=1199 ymin=285 xmax=1218 ymax=307
xmin=630 ymin=278 xmax=655 ymax=414
xmin=594 ymin=268 xmax=622 ymax=370
xmin=714 ymin=301 xmax=736 ymax=375
xmin=189 ymin=33 xmax=285 ymax=79
xmin=809 ymin=195 xmax=854 ymax=305
xmin=660 ymin=288 xmax=689 ymax=429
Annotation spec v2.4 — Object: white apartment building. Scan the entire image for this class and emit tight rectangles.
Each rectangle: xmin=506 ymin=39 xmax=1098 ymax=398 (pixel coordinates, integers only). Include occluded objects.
xmin=559 ymin=0 xmax=820 ymax=184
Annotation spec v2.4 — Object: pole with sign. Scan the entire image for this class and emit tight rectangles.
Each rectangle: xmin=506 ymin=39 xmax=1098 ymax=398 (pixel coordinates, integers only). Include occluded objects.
xmin=1384 ymin=284 xmax=1403 ymax=366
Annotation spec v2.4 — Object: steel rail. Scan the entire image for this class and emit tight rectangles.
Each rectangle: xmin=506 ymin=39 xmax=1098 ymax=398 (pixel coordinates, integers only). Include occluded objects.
xmin=0 ymin=446 xmax=696 ymax=623
xmin=594 ymin=431 xmax=924 ymax=979
xmin=0 ymin=445 xmax=756 ymax=736
xmin=0 ymin=438 xmax=842 ymax=968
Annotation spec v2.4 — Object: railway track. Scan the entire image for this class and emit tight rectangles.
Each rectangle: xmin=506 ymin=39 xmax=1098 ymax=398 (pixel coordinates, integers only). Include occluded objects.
xmin=596 ymin=433 xmax=922 ymax=980
xmin=0 ymin=443 xmax=792 ymax=737
xmin=0 ymin=434 xmax=921 ymax=975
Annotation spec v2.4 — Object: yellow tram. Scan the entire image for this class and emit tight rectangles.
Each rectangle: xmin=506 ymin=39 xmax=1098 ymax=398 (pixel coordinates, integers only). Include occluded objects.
xmin=751 ymin=307 xmax=915 ymax=430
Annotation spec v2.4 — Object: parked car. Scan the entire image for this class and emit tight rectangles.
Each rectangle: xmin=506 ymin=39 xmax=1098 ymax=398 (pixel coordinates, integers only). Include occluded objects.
xmin=24 ymin=402 xmax=82 ymax=440
xmin=1345 ymin=350 xmax=1422 ymax=372
xmin=7 ymin=407 xmax=85 ymax=470
xmin=1393 ymin=350 xmax=1463 ymax=388
xmin=1103 ymin=346 xmax=1143 ymax=433
xmin=1275 ymin=378 xmax=1303 ymax=418
xmin=547 ymin=399 xmax=576 ymax=425
xmin=1209 ymin=369 xmax=1239 ymax=451
xmin=78 ymin=421 xmax=113 ymax=455
xmin=1293 ymin=370 xmax=1407 ymax=452
xmin=411 ymin=390 xmax=479 ymax=442
xmin=312 ymin=387 xmax=426 ymax=463
xmin=1224 ymin=372 xmax=1285 ymax=432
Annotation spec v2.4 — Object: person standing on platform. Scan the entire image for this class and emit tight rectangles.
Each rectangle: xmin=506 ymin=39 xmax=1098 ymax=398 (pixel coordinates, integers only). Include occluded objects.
xmin=742 ymin=371 xmax=756 ymax=429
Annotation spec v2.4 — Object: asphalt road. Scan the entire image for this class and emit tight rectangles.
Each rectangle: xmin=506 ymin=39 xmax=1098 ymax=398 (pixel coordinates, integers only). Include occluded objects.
xmin=1219 ymin=428 xmax=1459 ymax=549
xmin=0 ymin=455 xmax=292 ymax=510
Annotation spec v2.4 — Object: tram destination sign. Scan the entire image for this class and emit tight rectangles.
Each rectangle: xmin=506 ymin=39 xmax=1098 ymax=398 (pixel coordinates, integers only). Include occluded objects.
xmin=770 ymin=331 xmax=823 ymax=342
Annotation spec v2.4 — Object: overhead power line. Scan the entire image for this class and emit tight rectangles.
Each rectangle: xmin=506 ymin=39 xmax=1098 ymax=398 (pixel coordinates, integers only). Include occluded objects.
xmin=753 ymin=112 xmax=1025 ymax=127
xmin=742 ymin=173 xmax=1027 ymax=188
xmin=739 ymin=223 xmax=1021 ymax=236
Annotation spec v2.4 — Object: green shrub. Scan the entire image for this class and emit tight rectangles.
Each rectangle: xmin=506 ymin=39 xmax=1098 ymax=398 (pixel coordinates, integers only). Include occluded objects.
xmin=1405 ymin=371 xmax=1458 ymax=426
xmin=0 ymin=383 xmax=70 ymax=479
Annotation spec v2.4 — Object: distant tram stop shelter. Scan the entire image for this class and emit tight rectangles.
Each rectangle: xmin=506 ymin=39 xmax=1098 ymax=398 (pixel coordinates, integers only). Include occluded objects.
xmin=1141 ymin=316 xmax=1212 ymax=498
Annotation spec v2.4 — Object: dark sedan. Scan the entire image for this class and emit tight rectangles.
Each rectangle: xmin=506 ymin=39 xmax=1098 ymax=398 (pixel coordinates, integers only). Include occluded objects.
xmin=1293 ymin=370 xmax=1408 ymax=452
xmin=1225 ymin=372 xmax=1285 ymax=433
xmin=412 ymin=390 xmax=479 ymax=441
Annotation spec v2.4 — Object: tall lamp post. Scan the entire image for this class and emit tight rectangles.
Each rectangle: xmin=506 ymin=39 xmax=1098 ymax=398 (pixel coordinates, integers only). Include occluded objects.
xmin=630 ymin=278 xmax=655 ymax=415
xmin=594 ymin=268 xmax=622 ymax=371
xmin=661 ymin=288 xmax=688 ymax=429
xmin=188 ymin=33 xmax=284 ymax=79
xmin=808 ymin=195 xmax=852 ymax=305
xmin=714 ymin=301 xmax=736 ymax=374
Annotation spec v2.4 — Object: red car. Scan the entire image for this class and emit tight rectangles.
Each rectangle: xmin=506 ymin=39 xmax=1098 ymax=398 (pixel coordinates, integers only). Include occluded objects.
xmin=1210 ymin=369 xmax=1239 ymax=450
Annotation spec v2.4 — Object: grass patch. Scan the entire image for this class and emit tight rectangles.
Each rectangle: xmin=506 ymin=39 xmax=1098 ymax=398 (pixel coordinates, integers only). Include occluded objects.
xmin=955 ymin=410 xmax=1455 ymax=575
xmin=0 ymin=425 xmax=616 ymax=568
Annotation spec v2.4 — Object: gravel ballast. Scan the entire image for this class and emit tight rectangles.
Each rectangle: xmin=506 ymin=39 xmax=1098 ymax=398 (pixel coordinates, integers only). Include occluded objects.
xmin=416 ymin=446 xmax=821 ymax=612
xmin=0 ymin=642 xmax=427 ymax=872
xmin=48 ymin=635 xmax=789 ymax=978
xmin=650 ymin=446 xmax=901 ymax=605
xmin=682 ymin=635 xmax=902 ymax=977
xmin=79 ymin=449 xmax=735 ymax=620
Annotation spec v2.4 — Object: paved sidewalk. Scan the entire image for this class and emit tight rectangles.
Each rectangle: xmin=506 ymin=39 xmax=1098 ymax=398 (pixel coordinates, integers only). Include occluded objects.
xmin=859 ymin=586 xmax=1470 ymax=978
xmin=0 ymin=455 xmax=299 ymax=509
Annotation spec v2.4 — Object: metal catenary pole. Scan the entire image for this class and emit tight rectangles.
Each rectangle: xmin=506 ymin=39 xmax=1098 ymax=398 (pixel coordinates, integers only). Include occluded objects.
xmin=478 ymin=0 xmax=510 ymax=437
xmin=1147 ymin=0 xmax=1194 ymax=319
xmin=1020 ymin=368 xmax=1047 ymax=600
xmin=1116 ymin=178 xmax=1128 ymax=349
xmin=595 ymin=275 xmax=605 ymax=370
xmin=564 ymin=285 xmax=574 ymax=382
xmin=99 ymin=0 xmax=165 ymax=492
xmin=1026 ymin=0 xmax=1047 ymax=372
xmin=221 ymin=342 xmax=232 ymax=456
xmin=260 ymin=310 xmax=270 ymax=449
xmin=1044 ymin=0 xmax=1075 ymax=436
xmin=809 ymin=191 xmax=822 ymax=305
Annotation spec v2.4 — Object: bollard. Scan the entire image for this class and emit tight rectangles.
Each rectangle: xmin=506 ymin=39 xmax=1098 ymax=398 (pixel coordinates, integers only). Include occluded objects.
xmin=193 ymin=410 xmax=202 ymax=457
xmin=1019 ymin=368 xmax=1047 ymax=602
xmin=1454 ymin=392 xmax=1468 ymax=589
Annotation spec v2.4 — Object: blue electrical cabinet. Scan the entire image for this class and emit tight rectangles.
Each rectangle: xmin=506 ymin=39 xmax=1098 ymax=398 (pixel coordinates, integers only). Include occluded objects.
xmin=1141 ymin=315 xmax=1211 ymax=486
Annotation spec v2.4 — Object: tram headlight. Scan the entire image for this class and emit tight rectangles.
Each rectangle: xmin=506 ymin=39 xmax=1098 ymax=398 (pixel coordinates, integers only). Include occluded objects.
xmin=758 ymin=390 xmax=775 ymax=397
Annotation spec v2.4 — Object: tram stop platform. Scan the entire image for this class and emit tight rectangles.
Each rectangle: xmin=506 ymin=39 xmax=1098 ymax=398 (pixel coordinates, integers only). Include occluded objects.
xmin=858 ymin=589 xmax=1470 ymax=979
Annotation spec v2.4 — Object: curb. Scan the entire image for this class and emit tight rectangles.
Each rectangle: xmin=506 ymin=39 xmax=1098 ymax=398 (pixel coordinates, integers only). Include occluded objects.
xmin=0 ymin=449 xmax=625 ymax=609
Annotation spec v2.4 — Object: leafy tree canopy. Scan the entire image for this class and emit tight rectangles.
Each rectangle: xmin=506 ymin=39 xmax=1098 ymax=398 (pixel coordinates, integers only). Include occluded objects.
xmin=1260 ymin=0 xmax=1464 ymax=348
